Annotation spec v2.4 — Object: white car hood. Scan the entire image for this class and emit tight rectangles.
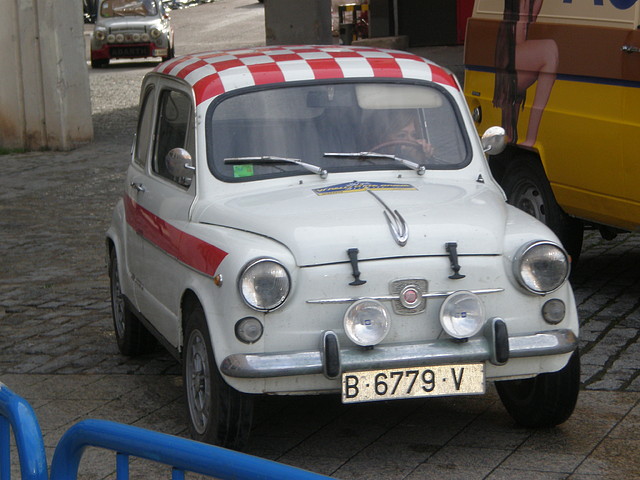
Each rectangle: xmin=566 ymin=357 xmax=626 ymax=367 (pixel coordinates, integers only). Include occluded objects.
xmin=198 ymin=180 xmax=507 ymax=266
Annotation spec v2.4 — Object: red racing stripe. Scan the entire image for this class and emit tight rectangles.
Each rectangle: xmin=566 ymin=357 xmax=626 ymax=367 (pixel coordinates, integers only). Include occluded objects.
xmin=124 ymin=195 xmax=227 ymax=276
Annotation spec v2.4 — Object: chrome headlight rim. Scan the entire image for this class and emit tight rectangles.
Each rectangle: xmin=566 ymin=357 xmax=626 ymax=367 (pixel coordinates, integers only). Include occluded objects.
xmin=513 ymin=240 xmax=570 ymax=295
xmin=238 ymin=257 xmax=291 ymax=312
xmin=150 ymin=27 xmax=162 ymax=39
xmin=94 ymin=29 xmax=107 ymax=41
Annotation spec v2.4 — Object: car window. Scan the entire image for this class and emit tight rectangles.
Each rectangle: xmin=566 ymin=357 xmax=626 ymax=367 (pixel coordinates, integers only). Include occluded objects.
xmin=134 ymin=86 xmax=155 ymax=168
xmin=100 ymin=0 xmax=158 ymax=18
xmin=152 ymin=89 xmax=194 ymax=187
xmin=207 ymin=81 xmax=470 ymax=183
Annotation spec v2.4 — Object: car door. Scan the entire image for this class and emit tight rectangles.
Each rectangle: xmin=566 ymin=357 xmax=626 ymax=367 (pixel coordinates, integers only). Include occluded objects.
xmin=125 ymin=82 xmax=156 ymax=313
xmin=128 ymin=77 xmax=197 ymax=347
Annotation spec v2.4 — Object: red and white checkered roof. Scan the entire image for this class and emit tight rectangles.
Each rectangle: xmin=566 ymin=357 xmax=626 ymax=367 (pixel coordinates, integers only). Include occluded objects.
xmin=154 ymin=45 xmax=458 ymax=106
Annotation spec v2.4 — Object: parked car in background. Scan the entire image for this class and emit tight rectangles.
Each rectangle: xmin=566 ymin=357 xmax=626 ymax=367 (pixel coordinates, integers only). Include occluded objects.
xmin=464 ymin=0 xmax=640 ymax=262
xmin=107 ymin=45 xmax=580 ymax=450
xmin=90 ymin=0 xmax=174 ymax=68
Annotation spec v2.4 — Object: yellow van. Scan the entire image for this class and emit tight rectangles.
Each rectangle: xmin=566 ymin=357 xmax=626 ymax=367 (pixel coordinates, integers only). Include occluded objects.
xmin=464 ymin=0 xmax=640 ymax=260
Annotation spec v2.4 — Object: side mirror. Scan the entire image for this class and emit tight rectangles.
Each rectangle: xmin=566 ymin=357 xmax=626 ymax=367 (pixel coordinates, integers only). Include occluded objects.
xmin=481 ymin=126 xmax=506 ymax=156
xmin=166 ymin=147 xmax=195 ymax=181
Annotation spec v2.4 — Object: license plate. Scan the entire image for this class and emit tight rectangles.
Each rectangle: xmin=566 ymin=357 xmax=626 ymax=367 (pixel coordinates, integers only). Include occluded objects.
xmin=110 ymin=46 xmax=149 ymax=58
xmin=342 ymin=364 xmax=485 ymax=403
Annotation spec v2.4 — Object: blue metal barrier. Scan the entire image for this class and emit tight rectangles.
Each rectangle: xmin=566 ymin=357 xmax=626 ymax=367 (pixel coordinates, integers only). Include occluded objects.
xmin=0 ymin=383 xmax=48 ymax=480
xmin=50 ymin=419 xmax=334 ymax=480
xmin=1 ymin=382 xmax=332 ymax=480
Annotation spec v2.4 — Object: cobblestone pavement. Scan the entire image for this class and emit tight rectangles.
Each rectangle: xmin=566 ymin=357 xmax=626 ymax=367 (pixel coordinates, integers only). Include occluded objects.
xmin=1 ymin=4 xmax=639 ymax=476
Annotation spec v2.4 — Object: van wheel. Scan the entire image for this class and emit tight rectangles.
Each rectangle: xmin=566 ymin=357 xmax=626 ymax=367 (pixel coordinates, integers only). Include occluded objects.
xmin=501 ymin=158 xmax=583 ymax=264
xmin=496 ymin=350 xmax=580 ymax=428
xmin=182 ymin=302 xmax=253 ymax=450
xmin=109 ymin=250 xmax=156 ymax=356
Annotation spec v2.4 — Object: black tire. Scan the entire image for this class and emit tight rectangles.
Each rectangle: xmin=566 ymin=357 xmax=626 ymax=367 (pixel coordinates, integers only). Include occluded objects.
xmin=501 ymin=158 xmax=583 ymax=263
xmin=109 ymin=249 xmax=156 ymax=356
xmin=163 ymin=44 xmax=175 ymax=62
xmin=182 ymin=302 xmax=253 ymax=450
xmin=91 ymin=58 xmax=109 ymax=68
xmin=496 ymin=350 xmax=580 ymax=428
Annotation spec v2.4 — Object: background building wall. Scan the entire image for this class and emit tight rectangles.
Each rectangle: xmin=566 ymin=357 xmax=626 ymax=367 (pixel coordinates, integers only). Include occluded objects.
xmin=265 ymin=0 xmax=332 ymax=45
xmin=0 ymin=0 xmax=93 ymax=151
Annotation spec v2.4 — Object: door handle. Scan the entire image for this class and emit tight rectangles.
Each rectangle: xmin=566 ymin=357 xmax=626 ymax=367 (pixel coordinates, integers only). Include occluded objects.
xmin=622 ymin=45 xmax=640 ymax=54
xmin=130 ymin=182 xmax=146 ymax=193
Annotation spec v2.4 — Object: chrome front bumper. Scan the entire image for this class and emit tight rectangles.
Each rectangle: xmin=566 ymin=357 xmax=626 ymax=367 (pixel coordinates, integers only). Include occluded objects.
xmin=220 ymin=322 xmax=578 ymax=380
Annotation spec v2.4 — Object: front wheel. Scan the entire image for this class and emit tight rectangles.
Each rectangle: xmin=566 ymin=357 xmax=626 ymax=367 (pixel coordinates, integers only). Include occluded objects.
xmin=91 ymin=57 xmax=109 ymax=68
xmin=496 ymin=350 xmax=580 ymax=428
xmin=501 ymin=158 xmax=583 ymax=264
xmin=182 ymin=302 xmax=253 ymax=450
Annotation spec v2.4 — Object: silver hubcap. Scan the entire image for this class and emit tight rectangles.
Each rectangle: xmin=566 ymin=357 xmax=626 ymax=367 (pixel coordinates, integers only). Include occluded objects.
xmin=186 ymin=329 xmax=210 ymax=435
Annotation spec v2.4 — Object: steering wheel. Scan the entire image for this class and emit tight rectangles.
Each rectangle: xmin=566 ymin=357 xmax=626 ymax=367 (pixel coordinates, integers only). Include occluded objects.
xmin=370 ymin=139 xmax=432 ymax=160
xmin=370 ymin=139 xmax=423 ymax=153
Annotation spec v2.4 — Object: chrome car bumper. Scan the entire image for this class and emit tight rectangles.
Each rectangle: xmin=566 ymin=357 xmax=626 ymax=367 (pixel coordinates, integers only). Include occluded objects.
xmin=220 ymin=320 xmax=578 ymax=380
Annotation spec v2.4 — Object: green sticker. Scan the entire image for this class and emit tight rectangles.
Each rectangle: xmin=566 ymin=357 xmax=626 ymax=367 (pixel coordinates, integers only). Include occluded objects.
xmin=233 ymin=164 xmax=254 ymax=178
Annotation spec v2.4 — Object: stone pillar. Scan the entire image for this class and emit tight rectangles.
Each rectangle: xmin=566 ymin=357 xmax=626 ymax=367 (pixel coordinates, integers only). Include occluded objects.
xmin=0 ymin=0 xmax=93 ymax=152
xmin=264 ymin=0 xmax=332 ymax=46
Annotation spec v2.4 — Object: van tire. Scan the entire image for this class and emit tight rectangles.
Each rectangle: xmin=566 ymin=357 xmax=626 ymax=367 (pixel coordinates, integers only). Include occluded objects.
xmin=501 ymin=158 xmax=583 ymax=264
xmin=496 ymin=350 xmax=580 ymax=428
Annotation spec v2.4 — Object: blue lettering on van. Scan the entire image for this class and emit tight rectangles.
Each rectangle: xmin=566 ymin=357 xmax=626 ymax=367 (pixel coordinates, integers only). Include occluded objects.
xmin=562 ymin=0 xmax=637 ymax=9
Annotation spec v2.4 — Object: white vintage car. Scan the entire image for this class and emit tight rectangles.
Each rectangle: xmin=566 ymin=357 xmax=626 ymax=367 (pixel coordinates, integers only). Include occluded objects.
xmin=91 ymin=0 xmax=174 ymax=68
xmin=106 ymin=45 xmax=580 ymax=450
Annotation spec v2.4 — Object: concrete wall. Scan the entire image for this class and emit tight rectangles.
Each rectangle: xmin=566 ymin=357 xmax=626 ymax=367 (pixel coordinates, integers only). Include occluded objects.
xmin=0 ymin=0 xmax=93 ymax=151
xmin=265 ymin=0 xmax=332 ymax=45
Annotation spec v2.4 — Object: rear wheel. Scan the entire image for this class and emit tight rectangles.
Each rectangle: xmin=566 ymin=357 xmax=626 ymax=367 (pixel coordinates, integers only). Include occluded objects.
xmin=496 ymin=350 xmax=580 ymax=428
xmin=109 ymin=249 xmax=156 ymax=356
xmin=501 ymin=158 xmax=583 ymax=264
xmin=182 ymin=302 xmax=253 ymax=450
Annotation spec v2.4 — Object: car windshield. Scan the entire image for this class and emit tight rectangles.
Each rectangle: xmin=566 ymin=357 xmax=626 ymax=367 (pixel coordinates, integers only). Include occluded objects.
xmin=207 ymin=82 xmax=470 ymax=182
xmin=100 ymin=0 xmax=158 ymax=17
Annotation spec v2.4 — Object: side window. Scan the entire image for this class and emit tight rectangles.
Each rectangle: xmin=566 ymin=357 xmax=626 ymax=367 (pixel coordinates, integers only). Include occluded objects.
xmin=134 ymin=86 xmax=155 ymax=167
xmin=153 ymin=89 xmax=194 ymax=187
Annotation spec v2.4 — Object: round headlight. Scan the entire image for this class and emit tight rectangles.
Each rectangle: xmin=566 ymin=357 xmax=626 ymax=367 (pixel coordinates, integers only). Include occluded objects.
xmin=115 ymin=33 xmax=124 ymax=43
xmin=94 ymin=30 xmax=106 ymax=41
xmin=132 ymin=33 xmax=141 ymax=42
xmin=107 ymin=34 xmax=116 ymax=43
xmin=239 ymin=258 xmax=290 ymax=312
xmin=150 ymin=28 xmax=161 ymax=39
xmin=141 ymin=33 xmax=150 ymax=42
xmin=344 ymin=299 xmax=390 ymax=347
xmin=514 ymin=241 xmax=569 ymax=294
xmin=439 ymin=291 xmax=485 ymax=339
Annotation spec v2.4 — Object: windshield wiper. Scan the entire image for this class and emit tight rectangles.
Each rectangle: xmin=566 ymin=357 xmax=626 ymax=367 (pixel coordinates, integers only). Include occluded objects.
xmin=323 ymin=152 xmax=426 ymax=175
xmin=224 ymin=156 xmax=328 ymax=179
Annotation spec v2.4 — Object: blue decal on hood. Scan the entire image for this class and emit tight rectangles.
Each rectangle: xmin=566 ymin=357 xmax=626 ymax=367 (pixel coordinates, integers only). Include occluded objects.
xmin=313 ymin=181 xmax=416 ymax=196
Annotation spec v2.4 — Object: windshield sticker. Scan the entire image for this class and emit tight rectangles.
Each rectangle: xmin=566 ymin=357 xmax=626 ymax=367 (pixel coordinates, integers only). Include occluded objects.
xmin=233 ymin=164 xmax=254 ymax=178
xmin=313 ymin=181 xmax=416 ymax=196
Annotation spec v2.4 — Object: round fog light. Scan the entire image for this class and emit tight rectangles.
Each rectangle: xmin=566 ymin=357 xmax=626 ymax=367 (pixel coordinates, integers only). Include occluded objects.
xmin=235 ymin=317 xmax=263 ymax=344
xmin=542 ymin=299 xmax=566 ymax=324
xmin=439 ymin=291 xmax=485 ymax=339
xmin=344 ymin=299 xmax=390 ymax=347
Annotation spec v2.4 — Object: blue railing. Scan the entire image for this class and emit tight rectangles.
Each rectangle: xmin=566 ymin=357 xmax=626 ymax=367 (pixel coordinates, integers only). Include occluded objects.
xmin=0 ymin=383 xmax=48 ymax=480
xmin=0 ymin=383 xmax=333 ymax=480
